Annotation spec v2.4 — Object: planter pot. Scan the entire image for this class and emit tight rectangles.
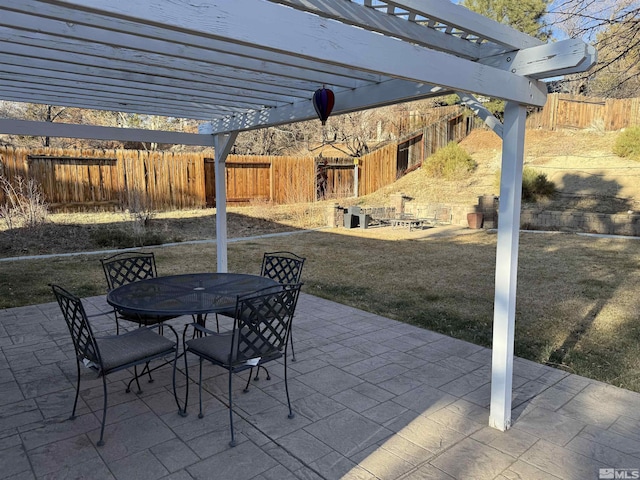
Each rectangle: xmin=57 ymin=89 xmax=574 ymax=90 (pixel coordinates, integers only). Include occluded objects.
xmin=467 ymin=212 xmax=484 ymax=229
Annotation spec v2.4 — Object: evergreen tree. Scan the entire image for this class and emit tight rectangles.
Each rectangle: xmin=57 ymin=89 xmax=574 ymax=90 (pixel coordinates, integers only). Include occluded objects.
xmin=462 ymin=0 xmax=552 ymax=40
xmin=462 ymin=0 xmax=552 ymax=120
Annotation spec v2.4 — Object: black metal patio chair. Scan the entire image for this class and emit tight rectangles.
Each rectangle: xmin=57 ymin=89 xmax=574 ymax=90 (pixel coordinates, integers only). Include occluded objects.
xmin=213 ymin=252 xmax=305 ymax=361
xmin=101 ymin=251 xmax=179 ymax=334
xmin=260 ymin=252 xmax=305 ymax=361
xmin=51 ymin=284 xmax=179 ymax=446
xmin=177 ymin=283 xmax=302 ymax=447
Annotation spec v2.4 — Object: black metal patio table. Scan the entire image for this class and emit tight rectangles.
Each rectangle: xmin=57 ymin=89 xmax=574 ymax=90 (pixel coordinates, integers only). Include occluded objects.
xmin=106 ymin=272 xmax=279 ymax=327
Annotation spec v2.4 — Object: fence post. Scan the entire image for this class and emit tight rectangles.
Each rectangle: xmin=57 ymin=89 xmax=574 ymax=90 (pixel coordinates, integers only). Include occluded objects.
xmin=353 ymin=158 xmax=359 ymax=197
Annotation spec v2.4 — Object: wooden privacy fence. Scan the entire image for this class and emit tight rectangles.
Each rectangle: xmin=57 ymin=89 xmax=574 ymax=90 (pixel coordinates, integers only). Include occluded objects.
xmin=0 ymin=147 xmax=207 ymax=211
xmin=360 ymin=144 xmax=399 ymax=194
xmin=0 ymin=111 xmax=476 ymax=212
xmin=0 ymin=147 xmax=320 ymax=211
xmin=535 ymin=94 xmax=640 ymax=131
xmin=204 ymin=155 xmax=316 ymax=206
xmin=397 ymin=112 xmax=483 ymax=174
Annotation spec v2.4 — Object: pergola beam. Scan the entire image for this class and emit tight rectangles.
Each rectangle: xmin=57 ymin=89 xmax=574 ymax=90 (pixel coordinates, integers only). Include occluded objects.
xmin=457 ymin=93 xmax=504 ymax=138
xmin=0 ymin=119 xmax=214 ymax=147
xmin=200 ymin=80 xmax=451 ymax=135
xmin=484 ymin=39 xmax=598 ymax=78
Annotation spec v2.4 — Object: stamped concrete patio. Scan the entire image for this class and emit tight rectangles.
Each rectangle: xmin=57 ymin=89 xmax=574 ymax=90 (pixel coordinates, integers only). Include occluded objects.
xmin=1 ymin=292 xmax=639 ymax=480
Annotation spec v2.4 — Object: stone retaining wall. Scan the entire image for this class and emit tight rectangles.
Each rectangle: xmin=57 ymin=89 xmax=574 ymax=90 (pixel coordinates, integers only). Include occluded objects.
xmin=520 ymin=209 xmax=640 ymax=236
xmin=327 ymin=194 xmax=640 ymax=237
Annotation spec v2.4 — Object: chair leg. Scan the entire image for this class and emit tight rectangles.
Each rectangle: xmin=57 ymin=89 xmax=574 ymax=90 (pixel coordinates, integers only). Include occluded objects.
xmin=243 ymin=367 xmax=254 ymax=393
xmin=126 ymin=365 xmax=143 ymax=394
xmin=138 ymin=324 xmax=155 ymax=384
xmin=135 ymin=360 xmax=154 ymax=384
xmin=228 ymin=369 xmax=236 ymax=447
xmin=244 ymin=365 xmax=271 ymax=393
xmin=143 ymin=327 xmax=159 ymax=385
xmin=198 ymin=358 xmax=204 ymax=419
xmin=70 ymin=359 xmax=81 ymax=420
xmin=172 ymin=347 xmax=183 ymax=416
xmin=97 ymin=375 xmax=108 ymax=446
xmin=289 ymin=331 xmax=296 ymax=362
xmin=126 ymin=362 xmax=153 ymax=393
xmin=179 ymin=346 xmax=189 ymax=417
xmin=243 ymin=363 xmax=270 ymax=396
xmin=284 ymin=353 xmax=294 ymax=420
xmin=253 ymin=365 xmax=271 ymax=382
xmin=146 ymin=361 xmax=154 ymax=384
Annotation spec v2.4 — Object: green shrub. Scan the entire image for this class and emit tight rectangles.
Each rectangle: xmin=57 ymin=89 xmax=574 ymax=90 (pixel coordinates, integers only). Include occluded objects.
xmin=494 ymin=167 xmax=555 ymax=202
xmin=522 ymin=167 xmax=555 ymax=201
xmin=440 ymin=94 xmax=460 ymax=106
xmin=423 ymin=142 xmax=477 ymax=180
xmin=613 ymin=126 xmax=640 ymax=160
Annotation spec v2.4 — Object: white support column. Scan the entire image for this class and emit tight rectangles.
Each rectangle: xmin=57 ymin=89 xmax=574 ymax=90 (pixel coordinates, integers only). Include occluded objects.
xmin=213 ymin=131 xmax=239 ymax=273
xmin=489 ymin=101 xmax=526 ymax=431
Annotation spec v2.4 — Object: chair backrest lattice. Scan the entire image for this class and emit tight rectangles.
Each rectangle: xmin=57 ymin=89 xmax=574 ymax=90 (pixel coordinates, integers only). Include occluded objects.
xmin=260 ymin=252 xmax=305 ymax=285
xmin=101 ymin=252 xmax=158 ymax=290
xmin=232 ymin=284 xmax=301 ymax=364
xmin=51 ymin=284 xmax=102 ymax=369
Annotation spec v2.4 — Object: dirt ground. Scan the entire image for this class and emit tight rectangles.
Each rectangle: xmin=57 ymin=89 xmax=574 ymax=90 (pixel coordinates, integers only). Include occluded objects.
xmin=1 ymin=127 xmax=637 ymax=258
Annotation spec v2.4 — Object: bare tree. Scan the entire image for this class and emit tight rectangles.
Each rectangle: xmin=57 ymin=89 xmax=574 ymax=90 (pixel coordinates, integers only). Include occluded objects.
xmin=233 ymin=125 xmax=305 ymax=155
xmin=548 ymin=0 xmax=640 ymax=97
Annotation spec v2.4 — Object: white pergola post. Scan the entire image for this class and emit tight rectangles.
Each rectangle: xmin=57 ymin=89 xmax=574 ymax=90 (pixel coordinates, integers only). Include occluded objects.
xmin=489 ymin=101 xmax=527 ymax=431
xmin=213 ymin=131 xmax=238 ymax=273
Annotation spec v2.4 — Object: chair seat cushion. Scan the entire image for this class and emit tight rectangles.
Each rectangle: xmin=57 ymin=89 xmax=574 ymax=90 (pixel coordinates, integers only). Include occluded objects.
xmin=186 ymin=332 xmax=239 ymax=366
xmin=186 ymin=331 xmax=283 ymax=368
xmin=96 ymin=328 xmax=176 ymax=372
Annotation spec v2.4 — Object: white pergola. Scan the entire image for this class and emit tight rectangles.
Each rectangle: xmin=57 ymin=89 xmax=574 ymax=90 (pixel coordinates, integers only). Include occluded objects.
xmin=0 ymin=0 xmax=596 ymax=431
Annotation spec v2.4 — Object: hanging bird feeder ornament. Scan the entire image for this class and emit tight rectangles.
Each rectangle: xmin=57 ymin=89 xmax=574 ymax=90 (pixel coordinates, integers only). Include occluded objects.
xmin=313 ymin=86 xmax=335 ymax=125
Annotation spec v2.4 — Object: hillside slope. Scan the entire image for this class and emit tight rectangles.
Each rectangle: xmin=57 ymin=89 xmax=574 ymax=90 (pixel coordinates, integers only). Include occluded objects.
xmin=359 ymin=128 xmax=640 ymax=214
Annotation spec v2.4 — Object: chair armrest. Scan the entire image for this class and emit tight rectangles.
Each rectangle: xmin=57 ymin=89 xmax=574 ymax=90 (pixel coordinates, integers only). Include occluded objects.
xmin=182 ymin=321 xmax=220 ymax=340
xmin=86 ymin=309 xmax=115 ymax=319
xmin=85 ymin=309 xmax=119 ymax=335
xmin=146 ymin=323 xmax=180 ymax=344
